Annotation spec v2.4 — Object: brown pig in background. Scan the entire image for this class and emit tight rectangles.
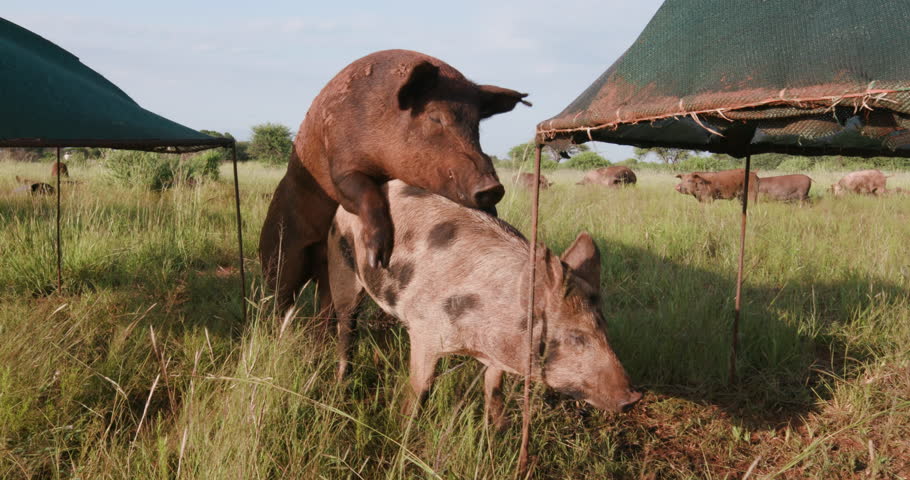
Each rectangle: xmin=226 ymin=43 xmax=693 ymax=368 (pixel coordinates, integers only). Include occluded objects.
xmin=578 ymin=166 xmax=637 ymax=187
xmin=328 ymin=180 xmax=641 ymax=428
xmin=757 ymin=174 xmax=813 ymax=202
xmin=259 ymin=49 xmax=530 ymax=310
xmin=675 ymin=168 xmax=759 ymax=204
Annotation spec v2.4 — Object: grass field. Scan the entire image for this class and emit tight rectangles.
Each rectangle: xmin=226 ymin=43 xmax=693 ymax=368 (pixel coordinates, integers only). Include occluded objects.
xmin=1 ymin=159 xmax=908 ymax=479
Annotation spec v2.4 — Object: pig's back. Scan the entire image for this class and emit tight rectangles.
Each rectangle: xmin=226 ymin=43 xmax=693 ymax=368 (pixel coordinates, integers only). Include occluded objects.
xmin=332 ymin=180 xmax=529 ymax=333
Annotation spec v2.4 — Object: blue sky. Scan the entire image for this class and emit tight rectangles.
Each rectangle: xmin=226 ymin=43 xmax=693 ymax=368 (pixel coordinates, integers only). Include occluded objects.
xmin=6 ymin=1 xmax=663 ymax=159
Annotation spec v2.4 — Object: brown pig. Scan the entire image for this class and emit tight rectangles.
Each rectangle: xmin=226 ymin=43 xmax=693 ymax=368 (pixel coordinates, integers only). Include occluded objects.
xmin=757 ymin=174 xmax=812 ymax=202
xmin=578 ymin=166 xmax=637 ymax=187
xmin=260 ymin=49 xmax=529 ymax=310
xmin=51 ymin=161 xmax=68 ymax=178
xmin=328 ymin=180 xmax=641 ymax=427
xmin=514 ymin=172 xmax=553 ymax=190
xmin=674 ymin=169 xmax=759 ymax=204
xmin=830 ymin=169 xmax=889 ymax=196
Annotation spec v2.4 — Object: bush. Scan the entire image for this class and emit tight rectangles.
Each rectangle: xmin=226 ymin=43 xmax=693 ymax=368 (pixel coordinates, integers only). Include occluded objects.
xmin=564 ymin=151 xmax=611 ymax=170
xmin=777 ymin=157 xmax=814 ymax=172
xmin=617 ymin=158 xmax=639 ymax=167
xmin=751 ymin=153 xmax=787 ymax=170
xmin=249 ymin=123 xmax=293 ymax=165
xmin=676 ymin=155 xmax=739 ymax=172
xmin=507 ymin=142 xmax=558 ymax=171
xmin=104 ymin=150 xmax=220 ymax=190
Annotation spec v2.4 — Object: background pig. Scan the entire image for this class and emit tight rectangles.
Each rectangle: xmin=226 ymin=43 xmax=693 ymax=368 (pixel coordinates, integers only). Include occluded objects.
xmin=328 ymin=180 xmax=641 ymax=427
xmin=13 ymin=176 xmax=54 ymax=195
xmin=830 ymin=169 xmax=889 ymax=196
xmin=757 ymin=174 xmax=812 ymax=202
xmin=675 ymin=169 xmax=759 ymax=204
xmin=514 ymin=172 xmax=553 ymax=190
xmin=51 ymin=161 xmax=68 ymax=178
xmin=260 ymin=49 xmax=529 ymax=309
xmin=577 ymin=166 xmax=637 ymax=187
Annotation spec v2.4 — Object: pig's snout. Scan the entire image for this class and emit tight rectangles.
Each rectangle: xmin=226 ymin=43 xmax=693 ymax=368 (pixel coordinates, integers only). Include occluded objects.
xmin=618 ymin=390 xmax=643 ymax=412
xmin=472 ymin=179 xmax=505 ymax=209
xmin=674 ymin=184 xmax=682 ymax=192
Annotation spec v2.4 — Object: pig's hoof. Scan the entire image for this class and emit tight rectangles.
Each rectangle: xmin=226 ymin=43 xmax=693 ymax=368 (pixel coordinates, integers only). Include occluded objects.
xmin=490 ymin=414 xmax=510 ymax=433
xmin=364 ymin=230 xmax=392 ymax=269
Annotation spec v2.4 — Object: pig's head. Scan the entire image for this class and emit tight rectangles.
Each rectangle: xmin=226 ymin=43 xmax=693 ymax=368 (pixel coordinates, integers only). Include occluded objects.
xmin=675 ymin=173 xmax=703 ymax=194
xmin=385 ymin=58 xmax=529 ymax=213
xmin=535 ymin=232 xmax=641 ymax=413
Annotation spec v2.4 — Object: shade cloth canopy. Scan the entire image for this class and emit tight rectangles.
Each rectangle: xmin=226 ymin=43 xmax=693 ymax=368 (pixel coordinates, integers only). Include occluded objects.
xmin=536 ymin=0 xmax=910 ymax=158
xmin=0 ymin=17 xmax=230 ymax=152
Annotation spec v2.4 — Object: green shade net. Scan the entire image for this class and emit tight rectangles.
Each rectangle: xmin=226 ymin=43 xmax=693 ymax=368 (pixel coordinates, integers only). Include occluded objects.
xmin=537 ymin=0 xmax=910 ymax=158
xmin=0 ymin=17 xmax=230 ymax=152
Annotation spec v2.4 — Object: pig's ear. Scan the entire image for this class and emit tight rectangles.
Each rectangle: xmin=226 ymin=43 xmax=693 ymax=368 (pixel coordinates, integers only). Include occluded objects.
xmin=398 ymin=61 xmax=440 ymax=110
xmin=535 ymin=245 xmax=565 ymax=286
xmin=675 ymin=174 xmax=683 ymax=179
xmin=560 ymin=231 xmax=601 ymax=289
xmin=478 ymin=85 xmax=530 ymax=119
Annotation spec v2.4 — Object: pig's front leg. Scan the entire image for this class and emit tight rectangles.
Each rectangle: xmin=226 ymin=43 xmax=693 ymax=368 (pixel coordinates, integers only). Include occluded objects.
xmin=401 ymin=340 xmax=439 ymax=417
xmin=335 ymin=305 xmax=356 ymax=381
xmin=484 ymin=366 xmax=509 ymax=431
xmin=334 ymin=172 xmax=393 ymax=269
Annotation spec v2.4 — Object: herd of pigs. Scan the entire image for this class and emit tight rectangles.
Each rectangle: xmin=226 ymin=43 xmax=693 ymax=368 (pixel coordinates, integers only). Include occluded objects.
xmin=518 ymin=166 xmax=904 ymax=203
xmin=9 ymin=50 xmax=907 ymax=430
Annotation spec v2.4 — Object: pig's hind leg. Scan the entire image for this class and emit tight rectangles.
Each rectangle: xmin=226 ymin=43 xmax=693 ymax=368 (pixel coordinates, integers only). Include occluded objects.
xmin=327 ymin=222 xmax=365 ymax=381
xmin=333 ymin=287 xmax=363 ymax=382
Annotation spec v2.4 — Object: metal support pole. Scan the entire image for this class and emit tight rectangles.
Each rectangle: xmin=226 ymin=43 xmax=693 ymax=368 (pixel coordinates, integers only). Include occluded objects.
xmin=230 ymin=145 xmax=248 ymax=323
xmin=730 ymin=153 xmax=751 ymax=384
xmin=518 ymin=143 xmax=543 ymax=477
xmin=56 ymin=147 xmax=62 ymax=292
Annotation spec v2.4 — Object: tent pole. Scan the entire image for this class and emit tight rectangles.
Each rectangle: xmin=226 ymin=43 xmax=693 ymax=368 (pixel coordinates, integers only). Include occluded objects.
xmin=56 ymin=147 xmax=62 ymax=292
xmin=230 ymin=145 xmax=248 ymax=323
xmin=730 ymin=153 xmax=751 ymax=384
xmin=518 ymin=143 xmax=543 ymax=477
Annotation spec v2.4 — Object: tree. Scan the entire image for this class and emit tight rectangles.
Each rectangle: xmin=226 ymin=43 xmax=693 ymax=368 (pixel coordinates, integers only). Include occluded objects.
xmin=249 ymin=123 xmax=293 ymax=165
xmin=199 ymin=129 xmax=234 ymax=140
xmin=633 ymin=147 xmax=692 ymax=164
xmin=565 ymin=151 xmax=611 ymax=170
xmin=507 ymin=141 xmax=557 ymax=170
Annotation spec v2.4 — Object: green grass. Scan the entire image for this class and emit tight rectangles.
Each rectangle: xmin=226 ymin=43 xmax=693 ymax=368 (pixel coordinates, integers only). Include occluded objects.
xmin=1 ymin=160 xmax=908 ymax=479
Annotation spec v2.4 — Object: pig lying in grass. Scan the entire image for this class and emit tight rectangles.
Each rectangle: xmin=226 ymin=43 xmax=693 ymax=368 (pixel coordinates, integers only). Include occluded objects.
xmin=327 ymin=180 xmax=641 ymax=427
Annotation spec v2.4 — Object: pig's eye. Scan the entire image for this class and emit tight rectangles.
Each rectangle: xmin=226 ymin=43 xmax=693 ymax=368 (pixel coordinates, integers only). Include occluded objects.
xmin=428 ymin=114 xmax=443 ymax=125
xmin=566 ymin=331 xmax=589 ymax=347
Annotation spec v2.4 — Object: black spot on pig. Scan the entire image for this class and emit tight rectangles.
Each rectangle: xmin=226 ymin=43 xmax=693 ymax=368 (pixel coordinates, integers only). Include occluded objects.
xmin=401 ymin=229 xmax=415 ymax=247
xmin=545 ymin=338 xmax=562 ymax=362
xmin=442 ymin=294 xmax=479 ymax=321
xmin=361 ymin=265 xmax=386 ymax=294
xmin=428 ymin=222 xmax=458 ymax=250
xmin=384 ymin=286 xmax=399 ymax=307
xmin=566 ymin=330 xmax=589 ymax=348
xmin=391 ymin=261 xmax=415 ymax=290
xmin=339 ymin=235 xmax=357 ymax=272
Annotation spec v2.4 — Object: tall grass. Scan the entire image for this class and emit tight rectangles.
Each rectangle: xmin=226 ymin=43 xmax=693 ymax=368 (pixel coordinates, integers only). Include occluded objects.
xmin=1 ymin=160 xmax=908 ymax=478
